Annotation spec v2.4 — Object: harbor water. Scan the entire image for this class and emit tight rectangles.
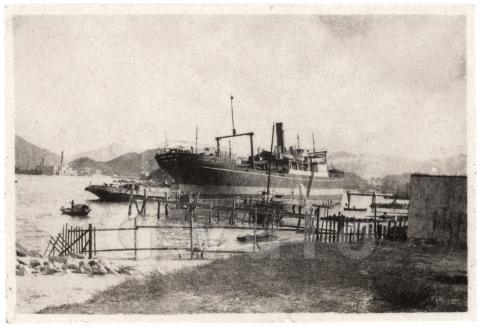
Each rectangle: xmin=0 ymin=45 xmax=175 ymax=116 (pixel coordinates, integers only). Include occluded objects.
xmin=15 ymin=174 xmax=304 ymax=260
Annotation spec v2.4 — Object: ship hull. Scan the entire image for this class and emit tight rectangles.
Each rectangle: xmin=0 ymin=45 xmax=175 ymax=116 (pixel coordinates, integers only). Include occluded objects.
xmin=85 ymin=185 xmax=131 ymax=202
xmin=155 ymin=152 xmax=344 ymax=204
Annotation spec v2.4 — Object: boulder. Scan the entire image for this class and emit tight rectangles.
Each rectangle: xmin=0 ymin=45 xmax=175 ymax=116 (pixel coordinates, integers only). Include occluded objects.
xmin=52 ymin=262 xmax=64 ymax=270
xmin=117 ymin=265 xmax=135 ymax=275
xmin=48 ymin=256 xmax=68 ymax=264
xmin=71 ymin=267 xmax=83 ymax=274
xmin=16 ymin=264 xmax=27 ymax=276
xmin=63 ymin=261 xmax=80 ymax=270
xmin=17 ymin=259 xmax=27 ymax=266
xmin=29 ymin=259 xmax=41 ymax=268
xmin=83 ymin=264 xmax=93 ymax=274
xmin=104 ymin=263 xmax=119 ymax=275
xmin=92 ymin=265 xmax=107 ymax=275
xmin=16 ymin=250 xmax=26 ymax=257
xmin=45 ymin=266 xmax=60 ymax=275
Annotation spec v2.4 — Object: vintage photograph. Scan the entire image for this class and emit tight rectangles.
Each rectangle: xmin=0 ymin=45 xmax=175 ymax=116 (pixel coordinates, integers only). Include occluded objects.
xmin=5 ymin=5 xmax=475 ymax=320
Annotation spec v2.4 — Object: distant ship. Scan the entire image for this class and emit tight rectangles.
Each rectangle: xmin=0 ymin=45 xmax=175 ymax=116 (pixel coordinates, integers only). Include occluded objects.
xmin=155 ymin=122 xmax=344 ymax=205
xmin=85 ymin=180 xmax=169 ymax=202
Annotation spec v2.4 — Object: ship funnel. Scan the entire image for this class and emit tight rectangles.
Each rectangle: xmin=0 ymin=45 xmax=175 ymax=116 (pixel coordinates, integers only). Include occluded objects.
xmin=275 ymin=122 xmax=285 ymax=153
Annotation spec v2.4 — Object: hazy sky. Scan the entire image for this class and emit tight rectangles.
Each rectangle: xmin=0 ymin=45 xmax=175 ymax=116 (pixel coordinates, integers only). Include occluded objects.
xmin=13 ymin=15 xmax=467 ymax=160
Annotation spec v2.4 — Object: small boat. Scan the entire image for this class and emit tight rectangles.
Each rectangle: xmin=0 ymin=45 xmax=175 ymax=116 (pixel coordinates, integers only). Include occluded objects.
xmin=237 ymin=232 xmax=278 ymax=243
xmin=60 ymin=204 xmax=91 ymax=216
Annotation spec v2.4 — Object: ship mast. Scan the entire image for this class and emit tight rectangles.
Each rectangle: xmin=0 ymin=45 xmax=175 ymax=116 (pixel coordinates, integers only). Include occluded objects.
xmin=195 ymin=126 xmax=198 ymax=154
xmin=230 ymin=95 xmax=236 ymax=136
xmin=312 ymin=133 xmax=316 ymax=152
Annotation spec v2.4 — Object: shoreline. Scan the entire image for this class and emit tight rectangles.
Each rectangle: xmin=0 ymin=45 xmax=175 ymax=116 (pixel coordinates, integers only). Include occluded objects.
xmin=16 ymin=256 xmax=210 ymax=313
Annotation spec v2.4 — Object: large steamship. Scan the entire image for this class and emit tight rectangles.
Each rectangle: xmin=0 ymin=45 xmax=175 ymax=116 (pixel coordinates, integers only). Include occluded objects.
xmin=155 ymin=122 xmax=345 ymax=205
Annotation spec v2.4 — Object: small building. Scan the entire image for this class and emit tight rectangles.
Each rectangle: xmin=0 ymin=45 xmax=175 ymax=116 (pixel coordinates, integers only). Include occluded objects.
xmin=407 ymin=174 xmax=467 ymax=248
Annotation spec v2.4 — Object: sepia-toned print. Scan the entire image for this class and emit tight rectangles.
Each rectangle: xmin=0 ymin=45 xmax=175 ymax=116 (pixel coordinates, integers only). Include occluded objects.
xmin=5 ymin=5 xmax=475 ymax=321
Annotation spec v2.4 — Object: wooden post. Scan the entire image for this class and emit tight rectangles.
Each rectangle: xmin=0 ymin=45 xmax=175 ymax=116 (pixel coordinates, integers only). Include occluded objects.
xmin=88 ymin=224 xmax=93 ymax=259
xmin=208 ymin=203 xmax=213 ymax=224
xmin=128 ymin=186 xmax=133 ymax=216
xmin=190 ymin=201 xmax=194 ymax=259
xmin=393 ymin=220 xmax=397 ymax=241
xmin=80 ymin=227 xmax=84 ymax=253
xmin=143 ymin=189 xmax=147 ymax=217
xmin=387 ymin=220 xmax=392 ymax=239
xmin=134 ymin=216 xmax=137 ymax=260
xmin=65 ymin=223 xmax=68 ymax=254
xmin=296 ymin=213 xmax=302 ymax=232
xmin=232 ymin=198 xmax=236 ymax=225
xmin=357 ymin=221 xmax=361 ymax=241
xmin=157 ymin=200 xmax=161 ymax=219
xmin=93 ymin=226 xmax=96 ymax=256
xmin=319 ymin=218 xmax=324 ymax=242
xmin=248 ymin=197 xmax=253 ymax=223
xmin=315 ymin=207 xmax=320 ymax=241
xmin=328 ymin=219 xmax=332 ymax=243
xmin=253 ymin=206 xmax=258 ymax=252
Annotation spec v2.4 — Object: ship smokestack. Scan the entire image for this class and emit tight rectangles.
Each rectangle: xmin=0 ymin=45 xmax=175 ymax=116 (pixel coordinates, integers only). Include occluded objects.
xmin=275 ymin=122 xmax=285 ymax=153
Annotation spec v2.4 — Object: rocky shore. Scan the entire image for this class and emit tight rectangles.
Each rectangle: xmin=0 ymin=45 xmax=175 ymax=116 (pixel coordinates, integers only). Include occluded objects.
xmin=16 ymin=245 xmax=136 ymax=276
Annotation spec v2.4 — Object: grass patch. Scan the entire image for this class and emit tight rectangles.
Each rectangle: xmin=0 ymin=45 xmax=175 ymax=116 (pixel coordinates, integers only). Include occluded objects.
xmin=370 ymin=264 xmax=434 ymax=310
xmin=38 ymin=241 xmax=467 ymax=314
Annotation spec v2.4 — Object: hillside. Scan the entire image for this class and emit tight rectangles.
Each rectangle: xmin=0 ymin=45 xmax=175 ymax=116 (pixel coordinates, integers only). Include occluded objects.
xmin=70 ymin=143 xmax=136 ymax=162
xmin=15 ymin=135 xmax=60 ymax=170
xmin=70 ymin=148 xmax=173 ymax=182
xmin=329 ymin=152 xmax=466 ymax=179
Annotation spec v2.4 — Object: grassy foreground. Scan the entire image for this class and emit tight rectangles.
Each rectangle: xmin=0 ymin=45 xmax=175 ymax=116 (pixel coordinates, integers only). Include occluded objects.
xmin=39 ymin=241 xmax=467 ymax=314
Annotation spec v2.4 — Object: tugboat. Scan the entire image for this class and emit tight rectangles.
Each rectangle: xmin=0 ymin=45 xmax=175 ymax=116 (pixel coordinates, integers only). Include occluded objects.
xmin=60 ymin=200 xmax=91 ymax=216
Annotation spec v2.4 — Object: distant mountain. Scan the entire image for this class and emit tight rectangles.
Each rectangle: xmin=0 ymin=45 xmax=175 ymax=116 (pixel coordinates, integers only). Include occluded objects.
xmin=15 ymin=135 xmax=60 ymax=170
xmin=70 ymin=143 xmax=137 ymax=162
xmin=69 ymin=148 xmax=173 ymax=183
xmin=329 ymin=152 xmax=466 ymax=179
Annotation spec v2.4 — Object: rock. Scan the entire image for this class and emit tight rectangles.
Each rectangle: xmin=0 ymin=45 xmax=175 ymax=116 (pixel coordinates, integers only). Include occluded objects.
xmin=92 ymin=265 xmax=107 ymax=275
xmin=88 ymin=259 xmax=99 ymax=266
xmin=16 ymin=250 xmax=26 ymax=257
xmin=52 ymin=262 xmax=64 ymax=270
xmin=104 ymin=264 xmax=119 ymax=275
xmin=29 ymin=259 xmax=41 ymax=268
xmin=63 ymin=262 xmax=79 ymax=270
xmin=83 ymin=264 xmax=93 ymax=274
xmin=71 ymin=267 xmax=83 ymax=274
xmin=17 ymin=259 xmax=27 ymax=265
xmin=48 ymin=256 xmax=68 ymax=264
xmin=117 ymin=265 xmax=135 ymax=275
xmin=45 ymin=266 xmax=60 ymax=275
xmin=16 ymin=264 xmax=27 ymax=276
xmin=70 ymin=253 xmax=85 ymax=259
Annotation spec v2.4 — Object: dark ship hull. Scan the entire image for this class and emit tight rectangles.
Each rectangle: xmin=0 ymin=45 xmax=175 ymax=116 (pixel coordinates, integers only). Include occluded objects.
xmin=85 ymin=185 xmax=132 ymax=202
xmin=155 ymin=151 xmax=344 ymax=204
xmin=85 ymin=183 xmax=170 ymax=202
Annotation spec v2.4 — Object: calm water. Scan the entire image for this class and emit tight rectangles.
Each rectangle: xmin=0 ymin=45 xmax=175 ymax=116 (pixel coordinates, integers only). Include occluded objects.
xmin=15 ymin=174 xmax=303 ymax=260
